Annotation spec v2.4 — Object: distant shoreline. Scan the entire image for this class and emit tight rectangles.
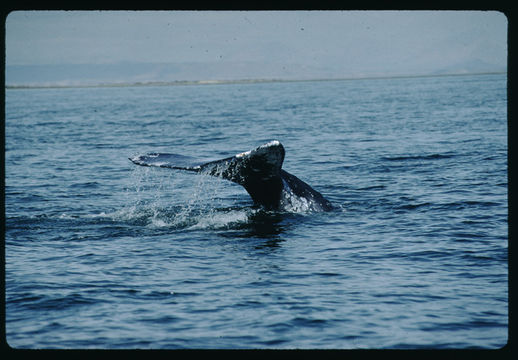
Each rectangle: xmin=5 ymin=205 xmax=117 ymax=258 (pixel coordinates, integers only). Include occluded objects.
xmin=5 ymin=71 xmax=507 ymax=90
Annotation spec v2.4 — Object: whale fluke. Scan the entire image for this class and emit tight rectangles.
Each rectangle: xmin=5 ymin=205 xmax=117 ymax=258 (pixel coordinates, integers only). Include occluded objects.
xmin=130 ymin=140 xmax=333 ymax=211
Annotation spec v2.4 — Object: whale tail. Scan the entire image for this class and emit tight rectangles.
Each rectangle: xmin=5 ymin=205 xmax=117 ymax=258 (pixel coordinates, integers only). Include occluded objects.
xmin=130 ymin=140 xmax=332 ymax=211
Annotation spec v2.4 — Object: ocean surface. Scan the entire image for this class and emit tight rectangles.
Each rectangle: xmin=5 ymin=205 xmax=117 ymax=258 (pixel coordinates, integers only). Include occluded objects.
xmin=5 ymin=73 xmax=508 ymax=349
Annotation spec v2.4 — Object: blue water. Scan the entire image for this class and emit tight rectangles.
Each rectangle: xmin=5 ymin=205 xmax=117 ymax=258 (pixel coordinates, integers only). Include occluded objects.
xmin=5 ymin=73 xmax=507 ymax=349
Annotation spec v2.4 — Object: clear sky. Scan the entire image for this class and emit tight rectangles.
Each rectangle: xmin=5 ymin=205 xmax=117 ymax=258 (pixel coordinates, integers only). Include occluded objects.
xmin=6 ymin=10 xmax=507 ymax=76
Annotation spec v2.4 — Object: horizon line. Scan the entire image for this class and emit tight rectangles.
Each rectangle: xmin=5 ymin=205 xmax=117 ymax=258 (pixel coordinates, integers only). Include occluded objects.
xmin=5 ymin=71 xmax=507 ymax=90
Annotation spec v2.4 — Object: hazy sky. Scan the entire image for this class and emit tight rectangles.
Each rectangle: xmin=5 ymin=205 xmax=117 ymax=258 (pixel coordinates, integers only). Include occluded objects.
xmin=6 ymin=11 xmax=507 ymax=74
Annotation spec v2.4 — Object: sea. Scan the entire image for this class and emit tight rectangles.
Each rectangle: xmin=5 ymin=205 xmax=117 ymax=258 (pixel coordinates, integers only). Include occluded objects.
xmin=5 ymin=73 xmax=508 ymax=349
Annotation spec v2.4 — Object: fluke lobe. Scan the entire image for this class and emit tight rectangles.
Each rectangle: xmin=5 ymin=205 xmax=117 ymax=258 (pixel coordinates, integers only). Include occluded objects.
xmin=129 ymin=140 xmax=333 ymax=212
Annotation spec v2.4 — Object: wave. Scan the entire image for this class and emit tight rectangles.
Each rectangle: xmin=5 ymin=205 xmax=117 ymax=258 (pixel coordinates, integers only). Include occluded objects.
xmin=382 ymin=153 xmax=455 ymax=161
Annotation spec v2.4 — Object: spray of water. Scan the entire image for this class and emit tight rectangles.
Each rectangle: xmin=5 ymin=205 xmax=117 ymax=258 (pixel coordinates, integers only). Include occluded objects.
xmin=110 ymin=166 xmax=254 ymax=230
xmin=88 ymin=164 xmax=322 ymax=231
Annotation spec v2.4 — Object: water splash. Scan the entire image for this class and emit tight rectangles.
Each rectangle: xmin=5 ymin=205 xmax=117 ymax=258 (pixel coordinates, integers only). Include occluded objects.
xmin=86 ymin=163 xmax=325 ymax=231
xmin=105 ymin=167 xmax=253 ymax=230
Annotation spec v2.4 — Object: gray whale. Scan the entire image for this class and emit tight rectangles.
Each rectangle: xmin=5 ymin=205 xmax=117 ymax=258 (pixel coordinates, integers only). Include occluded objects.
xmin=129 ymin=140 xmax=333 ymax=212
